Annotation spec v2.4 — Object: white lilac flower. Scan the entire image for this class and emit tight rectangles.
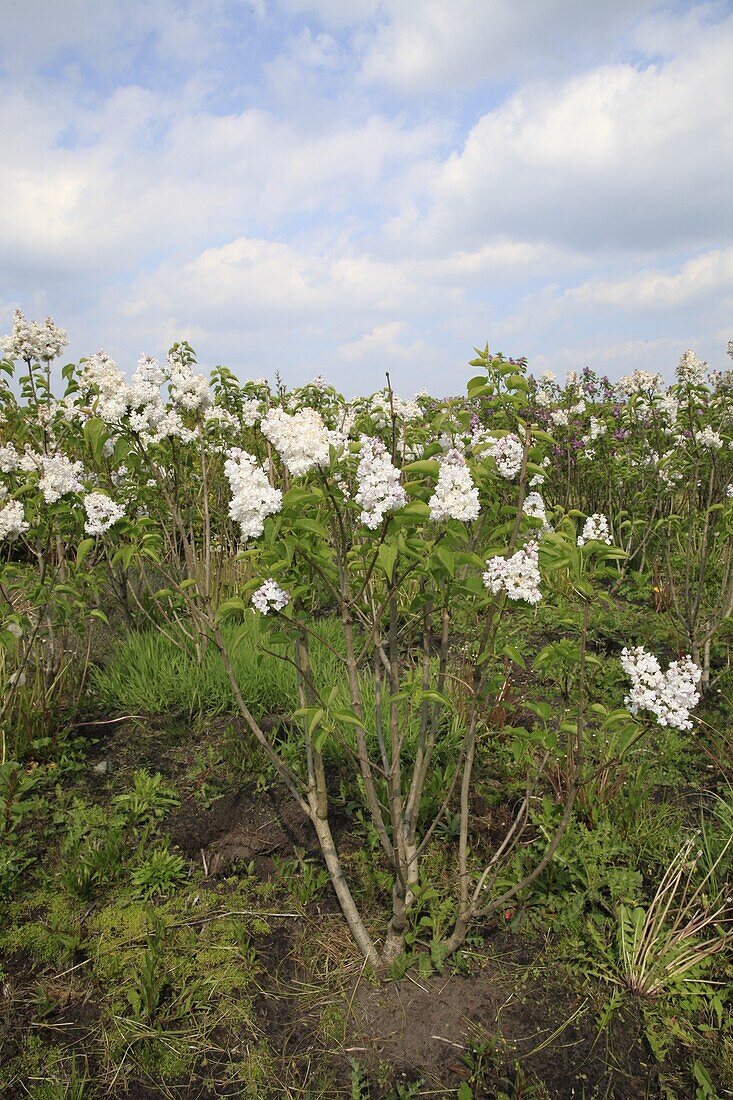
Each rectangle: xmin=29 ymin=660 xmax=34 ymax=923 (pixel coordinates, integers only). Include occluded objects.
xmin=1 ymin=309 xmax=68 ymax=363
xmin=111 ymin=465 xmax=129 ymax=487
xmin=428 ymin=449 xmax=480 ymax=523
xmin=694 ymin=426 xmax=723 ymax=450
xmin=676 ymin=349 xmax=707 ymax=386
xmin=355 ymin=436 xmax=407 ymax=529
xmin=522 ymin=491 xmax=548 ymax=527
xmin=241 ymin=398 xmax=261 ymax=428
xmin=620 ymin=646 xmax=701 ymax=731
xmin=0 ymin=500 xmax=29 ymax=540
xmin=370 ymin=391 xmax=422 ymax=428
xmin=78 ymin=351 xmax=128 ymax=422
xmin=483 ymin=541 xmax=542 ymax=605
xmin=485 ymin=434 xmax=523 ymax=479
xmin=577 ymin=513 xmax=612 ymax=546
xmin=0 ymin=443 xmax=20 ymax=473
xmin=123 ymin=355 xmax=166 ymax=436
xmin=143 ymin=410 xmax=197 ymax=445
xmin=224 ymin=448 xmax=282 ymax=539
xmin=38 ymin=454 xmax=84 ymax=503
xmin=261 ymin=407 xmax=332 ymax=476
xmin=169 ymin=358 xmax=211 ymax=412
xmin=17 ymin=449 xmax=40 ymax=473
xmin=726 ymin=484 xmax=733 ymax=499
xmin=334 ymin=473 xmax=351 ymax=501
xmin=205 ymin=407 xmax=239 ymax=431
xmin=438 ymin=431 xmax=462 ymax=454
xmin=54 ymin=396 xmax=88 ymax=423
xmin=550 ymin=409 xmax=569 ymax=427
xmin=251 ymin=579 xmax=289 ymax=615
xmin=658 ymin=393 xmax=679 ymax=424
xmin=586 ymin=417 xmax=606 ymax=443
xmin=83 ymin=492 xmax=125 ymax=536
xmin=617 ymin=369 xmax=665 ymax=397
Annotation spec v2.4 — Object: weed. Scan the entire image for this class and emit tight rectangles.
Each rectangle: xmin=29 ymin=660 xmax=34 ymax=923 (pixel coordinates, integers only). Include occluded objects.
xmin=593 ymin=836 xmax=733 ymax=997
xmin=113 ymin=769 xmax=180 ymax=826
xmin=130 ymin=847 xmax=187 ymax=899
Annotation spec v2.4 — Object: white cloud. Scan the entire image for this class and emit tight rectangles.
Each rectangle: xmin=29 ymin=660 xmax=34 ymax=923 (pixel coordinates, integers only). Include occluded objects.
xmin=1 ymin=1 xmax=732 ymax=392
xmin=339 ymin=321 xmax=408 ymax=360
xmin=406 ymin=17 xmax=733 ymax=255
xmin=281 ymin=0 xmax=660 ymax=92
xmin=566 ymin=247 xmax=733 ymax=310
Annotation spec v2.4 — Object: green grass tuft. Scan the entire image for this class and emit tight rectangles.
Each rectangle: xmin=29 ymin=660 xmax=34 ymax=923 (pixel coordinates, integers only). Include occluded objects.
xmin=90 ymin=617 xmax=345 ymax=717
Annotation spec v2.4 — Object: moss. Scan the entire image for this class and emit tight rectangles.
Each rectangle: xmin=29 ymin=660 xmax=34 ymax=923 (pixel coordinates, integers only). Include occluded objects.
xmin=0 ymin=889 xmax=85 ymax=965
xmin=0 ymin=1034 xmax=67 ymax=1093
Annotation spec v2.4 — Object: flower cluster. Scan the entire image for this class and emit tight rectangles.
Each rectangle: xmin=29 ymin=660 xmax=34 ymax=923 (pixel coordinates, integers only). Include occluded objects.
xmin=676 ymin=349 xmax=707 ymax=387
xmin=168 ymin=352 xmax=211 ymax=412
xmin=585 ymin=417 xmax=606 ymax=444
xmin=370 ymin=390 xmax=421 ymax=428
xmin=694 ymin=426 xmax=723 ymax=450
xmin=486 ymin=434 xmax=523 ymax=479
xmin=251 ymin=579 xmax=289 ymax=615
xmin=355 ymin=436 xmax=407 ymax=529
xmin=428 ymin=450 xmax=480 ymax=523
xmin=241 ymin=398 xmax=262 ymax=428
xmin=37 ymin=454 xmax=84 ymax=504
xmin=0 ymin=499 xmax=29 ymax=541
xmin=617 ymin=369 xmax=665 ymax=396
xmin=483 ymin=541 xmax=542 ymax=605
xmin=261 ymin=407 xmax=333 ymax=476
xmin=577 ymin=513 xmax=611 ymax=546
xmin=522 ymin=491 xmax=548 ymax=527
xmin=1 ymin=309 xmax=68 ymax=363
xmin=76 ymin=351 xmax=126 ymax=422
xmin=224 ymin=449 xmax=283 ymax=540
xmin=0 ymin=443 xmax=20 ymax=473
xmin=620 ymin=646 xmax=701 ymax=730
xmin=83 ymin=492 xmax=125 ymax=536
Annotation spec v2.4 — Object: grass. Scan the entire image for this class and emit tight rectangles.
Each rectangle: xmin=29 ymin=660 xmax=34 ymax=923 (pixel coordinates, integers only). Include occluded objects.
xmin=4 ymin=592 xmax=733 ymax=1098
xmin=91 ymin=616 xmax=346 ymax=717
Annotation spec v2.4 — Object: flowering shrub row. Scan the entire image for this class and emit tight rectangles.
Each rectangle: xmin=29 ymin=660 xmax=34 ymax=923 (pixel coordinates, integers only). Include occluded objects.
xmin=1 ymin=309 xmax=730 ymax=963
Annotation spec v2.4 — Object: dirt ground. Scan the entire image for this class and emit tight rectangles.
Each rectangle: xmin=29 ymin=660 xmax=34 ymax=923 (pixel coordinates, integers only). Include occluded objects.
xmin=1 ymin=716 xmax=670 ymax=1097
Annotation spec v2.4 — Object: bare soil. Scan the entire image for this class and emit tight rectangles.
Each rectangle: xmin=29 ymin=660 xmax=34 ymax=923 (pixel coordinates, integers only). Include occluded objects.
xmin=2 ymin=714 xmax=671 ymax=1097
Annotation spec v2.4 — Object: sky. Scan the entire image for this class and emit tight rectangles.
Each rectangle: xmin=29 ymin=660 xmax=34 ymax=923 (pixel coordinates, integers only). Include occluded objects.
xmin=1 ymin=0 xmax=732 ymax=395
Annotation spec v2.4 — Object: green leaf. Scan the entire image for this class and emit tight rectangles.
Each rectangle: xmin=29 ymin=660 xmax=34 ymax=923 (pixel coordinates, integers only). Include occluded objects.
xmin=526 ymin=701 xmax=553 ymax=721
xmin=505 ymin=373 xmax=529 ymax=391
xmin=403 ymin=459 xmax=440 ymax=477
xmin=398 ymin=500 xmax=430 ymax=521
xmin=461 ymin=575 xmax=486 ymax=595
xmin=83 ymin=417 xmax=109 ymax=464
xmin=378 ymin=540 xmax=398 ymax=582
xmin=75 ymin=538 xmax=95 ymax=567
xmin=294 ymin=517 xmax=330 ymax=539
xmin=502 ymin=643 xmax=526 ymax=668
xmin=216 ymin=597 xmax=248 ymax=621
xmin=433 ymin=544 xmax=455 ymax=577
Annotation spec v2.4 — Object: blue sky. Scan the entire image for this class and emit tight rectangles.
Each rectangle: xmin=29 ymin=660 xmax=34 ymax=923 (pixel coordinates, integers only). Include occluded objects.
xmin=1 ymin=0 xmax=732 ymax=394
